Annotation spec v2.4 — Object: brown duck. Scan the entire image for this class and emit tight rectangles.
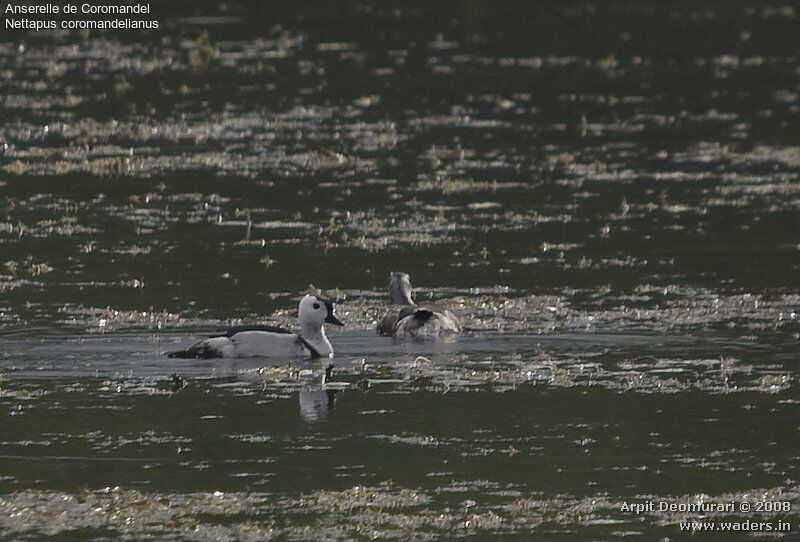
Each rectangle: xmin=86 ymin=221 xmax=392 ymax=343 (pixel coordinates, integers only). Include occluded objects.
xmin=377 ymin=272 xmax=461 ymax=337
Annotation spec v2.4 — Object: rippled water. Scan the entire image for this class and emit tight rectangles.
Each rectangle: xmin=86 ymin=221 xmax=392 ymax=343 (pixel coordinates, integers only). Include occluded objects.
xmin=1 ymin=1 xmax=799 ymax=539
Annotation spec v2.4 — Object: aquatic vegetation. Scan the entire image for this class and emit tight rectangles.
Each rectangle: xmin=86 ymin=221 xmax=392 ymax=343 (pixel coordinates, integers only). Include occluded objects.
xmin=0 ymin=483 xmax=796 ymax=540
xmin=188 ymin=31 xmax=218 ymax=73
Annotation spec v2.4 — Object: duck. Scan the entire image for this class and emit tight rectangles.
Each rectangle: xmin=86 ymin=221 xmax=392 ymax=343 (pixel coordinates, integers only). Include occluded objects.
xmin=168 ymin=294 xmax=343 ymax=358
xmin=377 ymin=272 xmax=461 ymax=337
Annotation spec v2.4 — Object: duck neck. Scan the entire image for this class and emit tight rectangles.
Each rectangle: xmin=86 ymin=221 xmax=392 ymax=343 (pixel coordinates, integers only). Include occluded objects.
xmin=300 ymin=324 xmax=333 ymax=357
xmin=390 ymin=283 xmax=414 ymax=306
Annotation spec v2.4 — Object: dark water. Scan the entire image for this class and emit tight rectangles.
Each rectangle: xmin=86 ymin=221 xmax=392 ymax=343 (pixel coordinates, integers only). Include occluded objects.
xmin=1 ymin=1 xmax=799 ymax=539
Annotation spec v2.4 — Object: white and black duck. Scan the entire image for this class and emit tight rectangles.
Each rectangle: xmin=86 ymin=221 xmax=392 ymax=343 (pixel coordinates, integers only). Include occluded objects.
xmin=168 ymin=294 xmax=343 ymax=358
xmin=377 ymin=272 xmax=461 ymax=337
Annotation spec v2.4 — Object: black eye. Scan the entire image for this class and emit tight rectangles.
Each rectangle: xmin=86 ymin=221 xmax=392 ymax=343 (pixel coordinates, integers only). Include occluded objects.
xmin=313 ymin=303 xmax=320 ymax=310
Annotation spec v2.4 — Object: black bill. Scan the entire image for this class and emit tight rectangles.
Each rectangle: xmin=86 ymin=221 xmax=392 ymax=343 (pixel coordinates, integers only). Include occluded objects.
xmin=319 ymin=296 xmax=344 ymax=326
xmin=325 ymin=312 xmax=344 ymax=326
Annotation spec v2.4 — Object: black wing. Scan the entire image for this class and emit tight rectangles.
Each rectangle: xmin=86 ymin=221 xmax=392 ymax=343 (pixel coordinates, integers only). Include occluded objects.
xmin=211 ymin=324 xmax=292 ymax=338
xmin=397 ymin=306 xmax=419 ymax=320
xmin=410 ymin=308 xmax=434 ymax=322
xmin=397 ymin=306 xmax=435 ymax=322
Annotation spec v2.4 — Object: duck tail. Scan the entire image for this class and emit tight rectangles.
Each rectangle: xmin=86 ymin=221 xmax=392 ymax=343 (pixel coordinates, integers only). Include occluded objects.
xmin=167 ymin=348 xmax=194 ymax=358
xmin=167 ymin=340 xmax=221 ymax=359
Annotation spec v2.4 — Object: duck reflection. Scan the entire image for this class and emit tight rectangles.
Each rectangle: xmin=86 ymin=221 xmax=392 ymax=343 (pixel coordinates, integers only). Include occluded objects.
xmin=299 ymin=363 xmax=340 ymax=423
xmin=299 ymin=388 xmax=338 ymax=422
xmin=209 ymin=358 xmax=344 ymax=423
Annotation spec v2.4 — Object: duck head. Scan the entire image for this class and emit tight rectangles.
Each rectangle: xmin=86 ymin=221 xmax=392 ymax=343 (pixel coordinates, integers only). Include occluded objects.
xmin=388 ymin=272 xmax=414 ymax=305
xmin=298 ymin=294 xmax=343 ymax=358
xmin=299 ymin=294 xmax=344 ymax=328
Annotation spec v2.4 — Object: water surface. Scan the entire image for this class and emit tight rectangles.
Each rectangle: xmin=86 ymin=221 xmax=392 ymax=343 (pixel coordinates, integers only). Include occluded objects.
xmin=1 ymin=1 xmax=798 ymax=539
